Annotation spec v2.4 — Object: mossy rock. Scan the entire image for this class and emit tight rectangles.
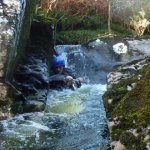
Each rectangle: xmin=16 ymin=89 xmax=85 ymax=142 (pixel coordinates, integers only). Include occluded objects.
xmin=104 ymin=64 xmax=150 ymax=148
xmin=119 ymin=132 xmax=146 ymax=150
xmin=103 ymin=74 xmax=138 ymax=115
xmin=112 ymin=65 xmax=150 ymax=126
xmin=111 ymin=128 xmax=123 ymax=141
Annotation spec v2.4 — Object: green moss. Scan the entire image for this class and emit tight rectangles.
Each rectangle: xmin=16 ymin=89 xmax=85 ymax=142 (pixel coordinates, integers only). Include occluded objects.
xmin=104 ymin=64 xmax=150 ymax=148
xmin=114 ymin=66 xmax=150 ymax=116
xmin=111 ymin=129 xmax=123 ymax=141
xmin=103 ymin=74 xmax=139 ymax=116
xmin=119 ymin=132 xmax=145 ymax=150
xmin=139 ymin=64 xmax=150 ymax=74
xmin=128 ymin=105 xmax=150 ymax=126
xmin=111 ymin=126 xmax=146 ymax=149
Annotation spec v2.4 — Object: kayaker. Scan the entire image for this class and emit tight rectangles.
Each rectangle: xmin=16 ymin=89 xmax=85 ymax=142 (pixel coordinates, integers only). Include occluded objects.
xmin=49 ymin=55 xmax=83 ymax=90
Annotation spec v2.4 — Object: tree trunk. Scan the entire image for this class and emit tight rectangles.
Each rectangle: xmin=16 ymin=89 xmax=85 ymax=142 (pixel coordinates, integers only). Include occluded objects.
xmin=108 ymin=2 xmax=111 ymax=35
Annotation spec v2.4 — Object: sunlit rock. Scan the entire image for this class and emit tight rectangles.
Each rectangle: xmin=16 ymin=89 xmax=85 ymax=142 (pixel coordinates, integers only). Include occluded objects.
xmin=113 ymin=43 xmax=128 ymax=54
xmin=113 ymin=141 xmax=126 ymax=150
xmin=88 ymin=39 xmax=105 ymax=48
xmin=127 ymin=39 xmax=150 ymax=56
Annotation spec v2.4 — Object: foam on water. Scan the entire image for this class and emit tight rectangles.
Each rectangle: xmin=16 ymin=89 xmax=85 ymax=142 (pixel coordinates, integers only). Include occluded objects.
xmin=46 ymin=84 xmax=106 ymax=117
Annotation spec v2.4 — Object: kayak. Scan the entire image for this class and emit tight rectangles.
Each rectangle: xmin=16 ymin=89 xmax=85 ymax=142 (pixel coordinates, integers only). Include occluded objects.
xmin=49 ymin=74 xmax=66 ymax=83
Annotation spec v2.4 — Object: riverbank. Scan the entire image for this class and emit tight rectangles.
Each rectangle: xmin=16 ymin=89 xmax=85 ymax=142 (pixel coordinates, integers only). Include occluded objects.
xmin=103 ymin=39 xmax=150 ymax=149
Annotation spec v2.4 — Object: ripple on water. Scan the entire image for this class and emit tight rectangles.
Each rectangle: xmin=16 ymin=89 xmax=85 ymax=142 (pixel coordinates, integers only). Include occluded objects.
xmin=0 ymin=84 xmax=109 ymax=149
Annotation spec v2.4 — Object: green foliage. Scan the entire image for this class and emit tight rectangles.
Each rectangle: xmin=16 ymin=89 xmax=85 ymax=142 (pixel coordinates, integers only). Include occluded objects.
xmin=58 ymin=14 xmax=81 ymax=31
xmin=56 ymin=29 xmax=103 ymax=44
xmin=35 ymin=0 xmax=150 ymax=42
xmin=35 ymin=10 xmax=56 ymax=25
xmin=81 ymin=14 xmax=105 ymax=29
xmin=36 ymin=8 xmax=135 ymax=44
xmin=36 ymin=8 xmax=105 ymax=31
xmin=111 ymin=23 xmax=131 ymax=36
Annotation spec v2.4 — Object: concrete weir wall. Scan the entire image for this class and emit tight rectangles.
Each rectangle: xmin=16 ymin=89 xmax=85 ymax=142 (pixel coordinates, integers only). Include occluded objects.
xmin=0 ymin=0 xmax=36 ymax=119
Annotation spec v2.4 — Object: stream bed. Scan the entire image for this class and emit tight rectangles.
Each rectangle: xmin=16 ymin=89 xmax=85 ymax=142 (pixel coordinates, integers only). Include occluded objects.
xmin=0 ymin=84 xmax=109 ymax=150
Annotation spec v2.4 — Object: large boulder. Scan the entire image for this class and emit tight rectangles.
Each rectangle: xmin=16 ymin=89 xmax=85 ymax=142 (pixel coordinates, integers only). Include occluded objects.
xmin=12 ymin=20 xmax=54 ymax=113
xmin=0 ymin=0 xmax=36 ymax=119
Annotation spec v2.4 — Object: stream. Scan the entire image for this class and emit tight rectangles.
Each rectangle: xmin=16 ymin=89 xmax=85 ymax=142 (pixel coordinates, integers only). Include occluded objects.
xmin=0 ymin=44 xmax=110 ymax=149
xmin=1 ymin=37 xmax=148 ymax=149
xmin=0 ymin=84 xmax=109 ymax=150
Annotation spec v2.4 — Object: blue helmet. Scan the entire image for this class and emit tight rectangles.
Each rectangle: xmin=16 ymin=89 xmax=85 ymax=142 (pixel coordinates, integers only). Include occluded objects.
xmin=51 ymin=56 xmax=65 ymax=67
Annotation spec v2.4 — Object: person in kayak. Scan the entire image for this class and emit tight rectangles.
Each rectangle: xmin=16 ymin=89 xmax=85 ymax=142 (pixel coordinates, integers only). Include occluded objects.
xmin=49 ymin=55 xmax=83 ymax=90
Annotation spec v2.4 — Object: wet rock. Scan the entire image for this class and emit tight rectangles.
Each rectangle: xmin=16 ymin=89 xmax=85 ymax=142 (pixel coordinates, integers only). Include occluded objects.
xmin=23 ymin=100 xmax=45 ymax=113
xmin=12 ymin=53 xmax=49 ymax=113
xmin=0 ymin=123 xmax=4 ymax=132
xmin=107 ymin=58 xmax=150 ymax=89
xmin=9 ymin=19 xmax=54 ymax=114
xmin=0 ymin=115 xmax=8 ymax=121
xmin=112 ymin=141 xmax=126 ymax=150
